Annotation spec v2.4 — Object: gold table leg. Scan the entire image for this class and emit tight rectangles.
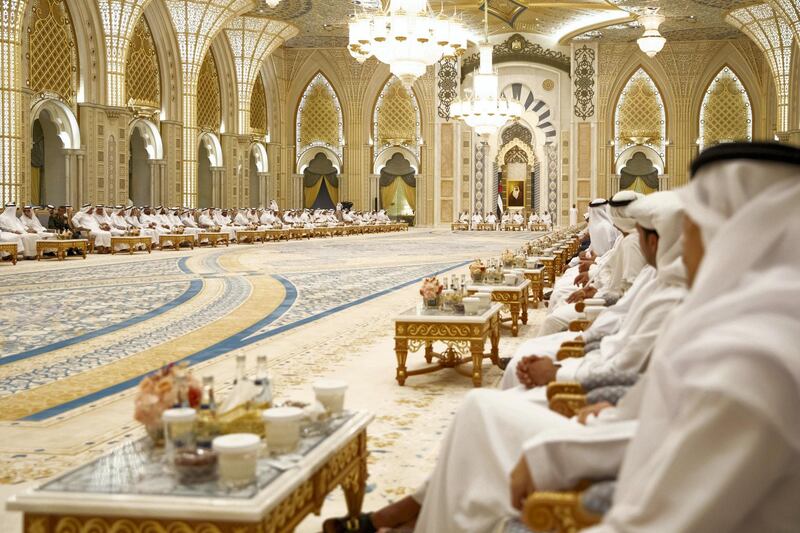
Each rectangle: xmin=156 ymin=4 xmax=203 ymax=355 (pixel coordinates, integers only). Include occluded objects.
xmin=510 ymin=302 xmax=520 ymax=337
xmin=470 ymin=339 xmax=484 ymax=387
xmin=395 ymin=338 xmax=409 ymax=386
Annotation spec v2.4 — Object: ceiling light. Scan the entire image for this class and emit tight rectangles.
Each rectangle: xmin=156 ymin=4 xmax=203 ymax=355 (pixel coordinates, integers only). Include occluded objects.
xmin=348 ymin=0 xmax=470 ymax=86
xmin=637 ymin=14 xmax=666 ymax=57
xmin=450 ymin=6 xmax=523 ymax=138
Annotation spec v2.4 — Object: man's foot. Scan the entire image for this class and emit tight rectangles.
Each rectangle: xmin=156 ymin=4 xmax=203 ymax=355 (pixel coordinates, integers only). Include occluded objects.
xmin=322 ymin=513 xmax=376 ymax=533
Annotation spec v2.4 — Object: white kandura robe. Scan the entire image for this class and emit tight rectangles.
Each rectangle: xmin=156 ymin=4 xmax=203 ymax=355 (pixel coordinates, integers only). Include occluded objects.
xmin=413 ymin=389 xmax=636 ymax=533
xmin=541 ymin=233 xmax=646 ymax=334
xmin=547 ymin=235 xmax=622 ymax=316
xmin=588 ymin=158 xmax=800 ymax=532
xmin=0 ymin=209 xmax=43 ymax=257
xmin=72 ymin=212 xmax=111 ymax=248
xmin=501 ymin=267 xmax=657 ymax=389
xmin=0 ymin=231 xmax=23 ymax=254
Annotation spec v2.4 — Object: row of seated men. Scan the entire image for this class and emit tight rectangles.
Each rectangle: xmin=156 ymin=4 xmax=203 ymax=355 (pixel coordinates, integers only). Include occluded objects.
xmin=0 ymin=204 xmax=394 ymax=256
xmin=323 ymin=141 xmax=800 ymax=532
xmin=458 ymin=210 xmax=554 ymax=230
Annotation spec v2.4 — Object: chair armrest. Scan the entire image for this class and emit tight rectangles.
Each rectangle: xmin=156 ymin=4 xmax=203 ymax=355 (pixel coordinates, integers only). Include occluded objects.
xmin=569 ymin=319 xmax=591 ymax=332
xmin=575 ymin=302 xmax=585 ymax=313
xmin=556 ymin=346 xmax=585 ymax=361
xmin=560 ymin=340 xmax=586 ymax=349
xmin=549 ymin=393 xmax=587 ymax=417
xmin=546 ymin=381 xmax=584 ymax=401
xmin=523 ymin=489 xmax=602 ymax=532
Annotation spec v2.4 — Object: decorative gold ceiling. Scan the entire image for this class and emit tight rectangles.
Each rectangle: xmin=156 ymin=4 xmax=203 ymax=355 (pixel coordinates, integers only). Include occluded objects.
xmin=254 ymin=0 xmax=745 ymax=48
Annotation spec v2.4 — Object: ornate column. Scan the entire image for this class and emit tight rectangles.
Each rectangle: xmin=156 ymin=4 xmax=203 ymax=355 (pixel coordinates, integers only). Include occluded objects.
xmin=291 ymin=174 xmax=304 ymax=209
xmin=211 ymin=167 xmax=225 ymax=207
xmin=256 ymin=172 xmax=267 ymax=207
xmin=149 ymin=159 xmax=167 ymax=205
xmin=368 ymin=174 xmax=380 ymax=212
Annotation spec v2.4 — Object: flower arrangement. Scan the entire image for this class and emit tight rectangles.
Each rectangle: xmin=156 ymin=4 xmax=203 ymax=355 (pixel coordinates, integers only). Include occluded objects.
xmin=126 ymin=228 xmax=141 ymax=237
xmin=420 ymin=277 xmax=444 ymax=308
xmin=134 ymin=363 xmax=202 ymax=442
xmin=469 ymin=260 xmax=486 ymax=282
xmin=501 ymin=249 xmax=515 ymax=267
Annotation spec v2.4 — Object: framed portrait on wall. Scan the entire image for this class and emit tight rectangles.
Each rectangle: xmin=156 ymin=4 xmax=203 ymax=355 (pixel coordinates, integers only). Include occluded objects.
xmin=507 ymin=180 xmax=525 ymax=207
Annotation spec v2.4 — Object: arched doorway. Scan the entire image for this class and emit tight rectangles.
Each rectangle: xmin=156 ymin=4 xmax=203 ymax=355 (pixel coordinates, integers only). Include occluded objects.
xmin=379 ymin=153 xmax=416 ymax=223
xmin=129 ymin=119 xmax=163 ymax=206
xmin=249 ymin=143 xmax=267 ymax=208
xmin=303 ymin=153 xmax=338 ymax=210
xmin=197 ymin=132 xmax=222 ymax=207
xmin=30 ymin=99 xmax=80 ymax=206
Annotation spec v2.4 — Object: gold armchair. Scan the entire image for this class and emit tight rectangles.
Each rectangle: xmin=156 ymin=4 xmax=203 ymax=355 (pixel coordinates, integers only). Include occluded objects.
xmin=549 ymin=394 xmax=588 ymax=418
xmin=523 ymin=487 xmax=603 ymax=533
xmin=557 ymin=345 xmax=585 ymax=361
xmin=546 ymin=381 xmax=584 ymax=401
xmin=569 ymin=319 xmax=591 ymax=332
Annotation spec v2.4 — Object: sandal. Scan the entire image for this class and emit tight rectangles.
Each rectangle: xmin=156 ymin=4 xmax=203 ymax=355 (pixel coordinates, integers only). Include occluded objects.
xmin=322 ymin=512 xmax=376 ymax=533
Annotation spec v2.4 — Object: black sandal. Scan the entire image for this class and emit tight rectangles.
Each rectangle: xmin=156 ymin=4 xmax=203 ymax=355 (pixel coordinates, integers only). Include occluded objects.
xmin=322 ymin=512 xmax=376 ymax=533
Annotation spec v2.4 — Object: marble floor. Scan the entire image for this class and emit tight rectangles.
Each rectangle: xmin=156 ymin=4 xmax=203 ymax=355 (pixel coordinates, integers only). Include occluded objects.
xmin=0 ymin=228 xmax=547 ymax=532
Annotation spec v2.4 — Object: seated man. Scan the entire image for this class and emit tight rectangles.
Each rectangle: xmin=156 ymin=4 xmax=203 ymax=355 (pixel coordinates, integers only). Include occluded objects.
xmin=71 ymin=205 xmax=112 ymax=252
xmin=485 ymin=211 xmax=498 ymax=227
xmin=20 ymin=206 xmax=56 ymax=240
xmin=501 ymin=211 xmax=511 ymax=228
xmin=471 ymin=211 xmax=483 ymax=227
xmin=93 ymin=206 xmax=125 ymax=236
xmin=538 ymin=192 xmax=647 ymax=335
xmin=512 ymin=211 xmax=525 ymax=226
xmin=212 ymin=209 xmax=238 ymax=240
xmin=0 ymin=205 xmax=24 ymax=259
xmin=541 ymin=210 xmax=552 ymax=229
xmin=504 ymin=192 xmax=687 ymax=395
xmin=458 ymin=211 xmax=470 ymax=224
xmin=125 ymin=207 xmax=159 ymax=245
xmin=527 ymin=211 xmax=540 ymax=230
xmin=584 ymin=141 xmax=800 ymax=531
xmin=0 ymin=204 xmax=46 ymax=258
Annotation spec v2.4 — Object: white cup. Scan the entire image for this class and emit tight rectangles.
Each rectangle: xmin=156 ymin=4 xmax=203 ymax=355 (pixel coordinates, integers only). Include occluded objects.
xmin=462 ymin=297 xmax=480 ymax=315
xmin=475 ymin=292 xmax=492 ymax=310
xmin=212 ymin=433 xmax=261 ymax=488
xmin=503 ymin=274 xmax=517 ymax=286
xmin=262 ymin=407 xmax=304 ymax=454
xmin=312 ymin=379 xmax=348 ymax=415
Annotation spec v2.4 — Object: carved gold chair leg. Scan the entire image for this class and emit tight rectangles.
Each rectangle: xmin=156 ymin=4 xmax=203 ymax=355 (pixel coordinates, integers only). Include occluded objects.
xmin=546 ymin=381 xmax=584 ymax=402
xmin=549 ymin=393 xmax=588 ymax=418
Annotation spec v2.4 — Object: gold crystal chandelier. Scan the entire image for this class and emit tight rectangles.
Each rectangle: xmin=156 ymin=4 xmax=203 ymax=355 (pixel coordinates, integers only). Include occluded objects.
xmin=450 ymin=5 xmax=523 ymax=137
xmin=348 ymin=0 xmax=470 ymax=86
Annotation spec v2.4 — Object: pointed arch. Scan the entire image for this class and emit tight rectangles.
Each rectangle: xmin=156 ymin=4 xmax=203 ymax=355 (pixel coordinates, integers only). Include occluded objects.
xmin=250 ymin=72 xmax=267 ymax=135
xmin=500 ymin=83 xmax=557 ymax=144
xmin=197 ymin=48 xmax=221 ymax=132
xmin=296 ymin=72 xmax=344 ymax=165
xmin=125 ymin=14 xmax=161 ymax=109
xmin=698 ymin=66 xmax=753 ymax=151
xmin=373 ymin=75 xmax=421 ymax=163
xmin=614 ymin=67 xmax=666 ymax=165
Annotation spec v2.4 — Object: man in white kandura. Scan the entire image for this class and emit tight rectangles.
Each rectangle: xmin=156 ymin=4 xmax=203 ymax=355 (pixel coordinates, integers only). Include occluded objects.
xmin=569 ymin=203 xmax=578 ymax=226
xmin=503 ymin=191 xmax=687 ymax=395
xmin=0 ymin=205 xmax=26 ymax=258
xmin=71 ymin=205 xmax=112 ymax=252
xmin=0 ymin=204 xmax=47 ymax=258
xmin=582 ymin=142 xmax=800 ymax=532
xmin=20 ymin=206 xmax=56 ymax=241
xmin=537 ymin=191 xmax=647 ymax=335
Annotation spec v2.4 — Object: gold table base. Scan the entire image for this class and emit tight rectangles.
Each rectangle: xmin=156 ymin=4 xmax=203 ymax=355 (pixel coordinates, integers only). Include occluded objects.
xmin=36 ymin=239 xmax=88 ymax=261
xmin=0 ymin=242 xmax=19 ymax=264
xmin=110 ymin=236 xmax=153 ymax=254
xmin=159 ymin=234 xmax=195 ymax=250
xmin=394 ymin=313 xmax=501 ymax=387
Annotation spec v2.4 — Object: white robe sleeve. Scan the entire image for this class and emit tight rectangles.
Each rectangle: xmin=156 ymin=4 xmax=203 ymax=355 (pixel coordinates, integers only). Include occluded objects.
xmin=523 ymin=420 xmax=639 ymax=491
xmin=586 ymin=393 xmax=793 ymax=533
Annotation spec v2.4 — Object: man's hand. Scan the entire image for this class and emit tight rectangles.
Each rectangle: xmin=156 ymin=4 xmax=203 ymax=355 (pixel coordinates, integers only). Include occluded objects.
xmin=510 ymin=456 xmax=536 ymax=511
xmin=573 ymin=272 xmax=590 ymax=286
xmin=583 ymin=286 xmax=598 ymax=299
xmin=518 ymin=357 xmax=558 ymax=388
xmin=566 ymin=289 xmax=586 ymax=304
xmin=577 ymin=402 xmax=613 ymax=425
xmin=516 ymin=355 xmax=540 ymax=387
